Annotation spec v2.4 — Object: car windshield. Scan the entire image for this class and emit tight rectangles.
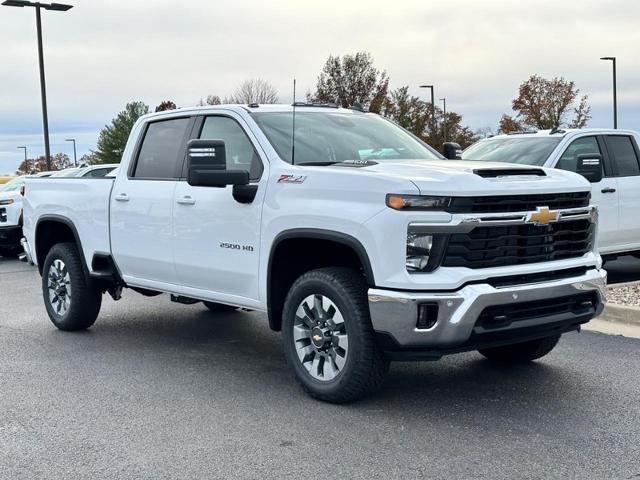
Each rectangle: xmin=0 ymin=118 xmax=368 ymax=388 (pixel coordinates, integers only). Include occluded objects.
xmin=251 ymin=111 xmax=443 ymax=165
xmin=0 ymin=177 xmax=22 ymax=192
xmin=461 ymin=137 xmax=562 ymax=166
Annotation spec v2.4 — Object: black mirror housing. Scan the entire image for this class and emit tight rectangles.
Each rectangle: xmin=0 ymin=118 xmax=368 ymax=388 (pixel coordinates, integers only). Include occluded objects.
xmin=576 ymin=153 xmax=603 ymax=183
xmin=186 ymin=139 xmax=249 ymax=187
xmin=442 ymin=142 xmax=462 ymax=159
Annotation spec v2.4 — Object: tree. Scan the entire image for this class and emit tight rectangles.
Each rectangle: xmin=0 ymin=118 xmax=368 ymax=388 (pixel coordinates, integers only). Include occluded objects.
xmin=497 ymin=114 xmax=522 ymax=134
xmin=155 ymin=100 xmax=177 ymax=112
xmin=382 ymin=86 xmax=479 ymax=151
xmin=507 ymin=75 xmax=591 ymax=130
xmin=228 ymin=78 xmax=279 ymax=104
xmin=80 ymin=152 xmax=99 ymax=165
xmin=198 ymin=95 xmax=222 ymax=106
xmin=16 ymin=153 xmax=71 ymax=174
xmin=95 ymin=101 xmax=150 ymax=164
xmin=309 ymin=52 xmax=389 ymax=112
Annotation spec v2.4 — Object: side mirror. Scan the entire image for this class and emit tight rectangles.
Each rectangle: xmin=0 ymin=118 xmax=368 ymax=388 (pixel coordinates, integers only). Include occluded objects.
xmin=187 ymin=139 xmax=249 ymax=187
xmin=442 ymin=142 xmax=462 ymax=159
xmin=576 ymin=153 xmax=603 ymax=183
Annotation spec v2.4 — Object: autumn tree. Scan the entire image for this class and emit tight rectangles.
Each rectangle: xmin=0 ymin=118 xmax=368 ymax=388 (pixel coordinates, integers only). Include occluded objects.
xmin=17 ymin=153 xmax=71 ymax=174
xmin=96 ymin=101 xmax=150 ymax=164
xmin=80 ymin=152 xmax=99 ymax=165
xmin=497 ymin=114 xmax=522 ymax=134
xmin=382 ymin=86 xmax=479 ymax=151
xmin=155 ymin=100 xmax=177 ymax=112
xmin=309 ymin=52 xmax=389 ymax=112
xmin=228 ymin=78 xmax=279 ymax=104
xmin=505 ymin=75 xmax=591 ymax=130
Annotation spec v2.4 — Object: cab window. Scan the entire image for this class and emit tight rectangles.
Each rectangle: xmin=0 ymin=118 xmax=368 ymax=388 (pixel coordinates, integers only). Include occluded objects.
xmin=199 ymin=116 xmax=263 ymax=180
xmin=556 ymin=136 xmax=602 ymax=174
xmin=607 ymin=135 xmax=640 ymax=177
xmin=133 ymin=118 xmax=191 ymax=179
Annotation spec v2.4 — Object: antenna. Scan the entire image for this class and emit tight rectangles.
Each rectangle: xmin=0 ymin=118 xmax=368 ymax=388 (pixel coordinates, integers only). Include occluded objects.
xmin=291 ymin=78 xmax=296 ymax=165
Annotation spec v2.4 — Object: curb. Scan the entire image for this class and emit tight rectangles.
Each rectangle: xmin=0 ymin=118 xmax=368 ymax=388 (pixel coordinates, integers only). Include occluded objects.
xmin=598 ymin=303 xmax=640 ymax=327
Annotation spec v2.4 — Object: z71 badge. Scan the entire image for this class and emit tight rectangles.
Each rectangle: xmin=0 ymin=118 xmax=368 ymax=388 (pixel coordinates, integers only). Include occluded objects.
xmin=277 ymin=174 xmax=307 ymax=184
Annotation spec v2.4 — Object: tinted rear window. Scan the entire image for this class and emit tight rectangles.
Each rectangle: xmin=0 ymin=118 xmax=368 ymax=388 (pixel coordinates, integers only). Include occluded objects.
xmin=133 ymin=118 xmax=190 ymax=179
xmin=607 ymin=135 xmax=640 ymax=176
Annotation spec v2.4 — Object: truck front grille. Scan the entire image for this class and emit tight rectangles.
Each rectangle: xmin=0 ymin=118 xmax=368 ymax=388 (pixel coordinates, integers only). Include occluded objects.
xmin=446 ymin=191 xmax=590 ymax=214
xmin=442 ymin=218 xmax=593 ymax=269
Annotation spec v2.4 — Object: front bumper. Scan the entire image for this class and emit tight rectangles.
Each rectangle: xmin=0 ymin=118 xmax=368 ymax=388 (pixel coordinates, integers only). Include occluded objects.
xmin=0 ymin=225 xmax=21 ymax=248
xmin=368 ymin=268 xmax=606 ymax=355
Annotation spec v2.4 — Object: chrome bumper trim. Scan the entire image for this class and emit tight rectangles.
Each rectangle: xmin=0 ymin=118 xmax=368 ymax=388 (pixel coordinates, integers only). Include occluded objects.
xmin=368 ymin=268 xmax=607 ymax=348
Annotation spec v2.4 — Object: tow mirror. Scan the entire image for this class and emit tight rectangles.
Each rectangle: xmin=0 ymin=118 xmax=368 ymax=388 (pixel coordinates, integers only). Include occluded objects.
xmin=187 ymin=139 xmax=249 ymax=187
xmin=442 ymin=142 xmax=462 ymax=159
xmin=576 ymin=153 xmax=603 ymax=183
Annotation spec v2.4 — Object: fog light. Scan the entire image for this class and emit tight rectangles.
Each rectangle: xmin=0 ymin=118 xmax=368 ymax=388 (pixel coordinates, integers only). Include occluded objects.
xmin=416 ymin=303 xmax=439 ymax=329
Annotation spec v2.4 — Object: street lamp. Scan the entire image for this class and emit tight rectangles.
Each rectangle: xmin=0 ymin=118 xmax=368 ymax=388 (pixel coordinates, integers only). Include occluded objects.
xmin=440 ymin=98 xmax=447 ymax=142
xmin=65 ymin=138 xmax=77 ymax=166
xmin=600 ymin=56 xmax=617 ymax=129
xmin=2 ymin=0 xmax=74 ymax=170
xmin=419 ymin=85 xmax=435 ymax=135
xmin=17 ymin=146 xmax=28 ymax=173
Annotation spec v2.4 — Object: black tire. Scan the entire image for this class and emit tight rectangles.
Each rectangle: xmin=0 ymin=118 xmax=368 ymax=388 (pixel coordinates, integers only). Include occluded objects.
xmin=202 ymin=301 xmax=239 ymax=312
xmin=282 ymin=267 xmax=389 ymax=403
xmin=478 ymin=335 xmax=561 ymax=363
xmin=42 ymin=242 xmax=102 ymax=331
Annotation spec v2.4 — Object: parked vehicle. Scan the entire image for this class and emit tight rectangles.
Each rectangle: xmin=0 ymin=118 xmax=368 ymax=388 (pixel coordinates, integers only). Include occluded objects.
xmin=0 ymin=176 xmax=25 ymax=256
xmin=33 ymin=171 xmax=56 ymax=178
xmin=22 ymin=105 xmax=606 ymax=402
xmin=460 ymin=128 xmax=640 ymax=258
xmin=74 ymin=164 xmax=119 ymax=178
xmin=49 ymin=167 xmax=83 ymax=178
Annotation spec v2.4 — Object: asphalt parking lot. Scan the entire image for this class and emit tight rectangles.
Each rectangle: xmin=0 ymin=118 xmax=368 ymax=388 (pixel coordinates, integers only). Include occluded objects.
xmin=1 ymin=256 xmax=639 ymax=480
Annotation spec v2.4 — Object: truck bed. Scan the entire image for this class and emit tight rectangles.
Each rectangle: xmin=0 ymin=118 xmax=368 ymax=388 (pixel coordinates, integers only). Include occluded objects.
xmin=22 ymin=177 xmax=115 ymax=272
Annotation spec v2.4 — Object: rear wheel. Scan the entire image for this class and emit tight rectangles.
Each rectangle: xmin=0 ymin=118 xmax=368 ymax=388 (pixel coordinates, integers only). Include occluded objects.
xmin=282 ymin=267 xmax=388 ymax=403
xmin=202 ymin=301 xmax=238 ymax=313
xmin=42 ymin=243 xmax=102 ymax=331
xmin=478 ymin=335 xmax=561 ymax=363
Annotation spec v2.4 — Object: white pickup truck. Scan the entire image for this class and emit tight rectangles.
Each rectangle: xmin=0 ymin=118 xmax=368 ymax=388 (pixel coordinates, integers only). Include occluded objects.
xmin=22 ymin=105 xmax=606 ymax=403
xmin=460 ymin=128 xmax=640 ymax=259
xmin=0 ymin=177 xmax=26 ymax=257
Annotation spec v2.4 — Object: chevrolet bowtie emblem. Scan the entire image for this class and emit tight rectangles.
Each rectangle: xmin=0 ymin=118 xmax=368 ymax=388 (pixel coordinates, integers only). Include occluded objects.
xmin=313 ymin=334 xmax=323 ymax=342
xmin=527 ymin=206 xmax=559 ymax=226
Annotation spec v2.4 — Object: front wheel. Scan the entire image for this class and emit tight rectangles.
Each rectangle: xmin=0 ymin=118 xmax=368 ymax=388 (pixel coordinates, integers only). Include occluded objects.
xmin=478 ymin=335 xmax=561 ymax=363
xmin=282 ymin=267 xmax=389 ymax=403
xmin=42 ymin=243 xmax=102 ymax=331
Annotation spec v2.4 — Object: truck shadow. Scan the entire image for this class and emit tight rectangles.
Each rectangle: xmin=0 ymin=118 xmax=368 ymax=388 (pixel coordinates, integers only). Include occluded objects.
xmin=57 ymin=302 xmax=592 ymax=426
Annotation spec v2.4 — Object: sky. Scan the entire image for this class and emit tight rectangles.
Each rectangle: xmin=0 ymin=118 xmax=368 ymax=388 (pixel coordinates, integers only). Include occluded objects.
xmin=1 ymin=0 xmax=639 ymax=174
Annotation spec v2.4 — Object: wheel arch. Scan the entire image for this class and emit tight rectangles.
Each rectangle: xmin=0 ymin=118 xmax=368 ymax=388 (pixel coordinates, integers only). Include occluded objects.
xmin=266 ymin=228 xmax=375 ymax=332
xmin=35 ymin=215 xmax=88 ymax=276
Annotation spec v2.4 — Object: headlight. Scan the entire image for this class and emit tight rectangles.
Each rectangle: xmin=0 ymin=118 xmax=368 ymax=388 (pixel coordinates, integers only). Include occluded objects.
xmin=387 ymin=194 xmax=451 ymax=211
xmin=0 ymin=198 xmax=14 ymax=206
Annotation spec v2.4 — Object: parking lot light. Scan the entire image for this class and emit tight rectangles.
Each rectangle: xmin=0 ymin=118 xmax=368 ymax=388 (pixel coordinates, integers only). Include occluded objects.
xmin=2 ymin=0 xmax=74 ymax=170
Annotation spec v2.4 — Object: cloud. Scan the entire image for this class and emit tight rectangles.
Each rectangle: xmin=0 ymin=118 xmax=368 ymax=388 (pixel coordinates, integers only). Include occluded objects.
xmin=1 ymin=0 xmax=639 ymax=172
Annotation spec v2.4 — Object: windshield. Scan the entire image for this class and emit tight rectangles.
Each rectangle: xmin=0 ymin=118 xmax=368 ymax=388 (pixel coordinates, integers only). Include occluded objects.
xmin=252 ymin=111 xmax=442 ymax=165
xmin=461 ymin=137 xmax=562 ymax=166
xmin=0 ymin=177 xmax=23 ymax=192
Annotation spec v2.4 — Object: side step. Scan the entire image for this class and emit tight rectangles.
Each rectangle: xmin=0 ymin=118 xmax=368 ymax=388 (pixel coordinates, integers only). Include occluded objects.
xmin=170 ymin=295 xmax=200 ymax=305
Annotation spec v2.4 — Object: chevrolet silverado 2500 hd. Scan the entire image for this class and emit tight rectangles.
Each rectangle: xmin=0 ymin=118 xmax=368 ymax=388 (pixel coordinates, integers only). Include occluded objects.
xmin=22 ymin=104 xmax=607 ymax=403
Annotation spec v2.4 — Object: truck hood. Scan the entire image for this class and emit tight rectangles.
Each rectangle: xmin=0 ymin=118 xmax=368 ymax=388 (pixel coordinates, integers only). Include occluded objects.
xmin=349 ymin=159 xmax=590 ymax=196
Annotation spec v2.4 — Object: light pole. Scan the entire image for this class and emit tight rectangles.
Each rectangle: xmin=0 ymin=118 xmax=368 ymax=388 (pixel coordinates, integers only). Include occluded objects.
xmin=66 ymin=138 xmax=77 ymax=166
xmin=17 ymin=146 xmax=28 ymax=173
xmin=2 ymin=0 xmax=73 ymax=170
xmin=419 ymin=85 xmax=435 ymax=136
xmin=600 ymin=56 xmax=617 ymax=129
xmin=440 ymin=98 xmax=447 ymax=142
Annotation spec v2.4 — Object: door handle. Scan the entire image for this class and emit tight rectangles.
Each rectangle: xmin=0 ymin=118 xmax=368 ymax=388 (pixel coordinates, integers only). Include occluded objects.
xmin=601 ymin=187 xmax=616 ymax=194
xmin=176 ymin=195 xmax=196 ymax=205
xmin=114 ymin=193 xmax=129 ymax=202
